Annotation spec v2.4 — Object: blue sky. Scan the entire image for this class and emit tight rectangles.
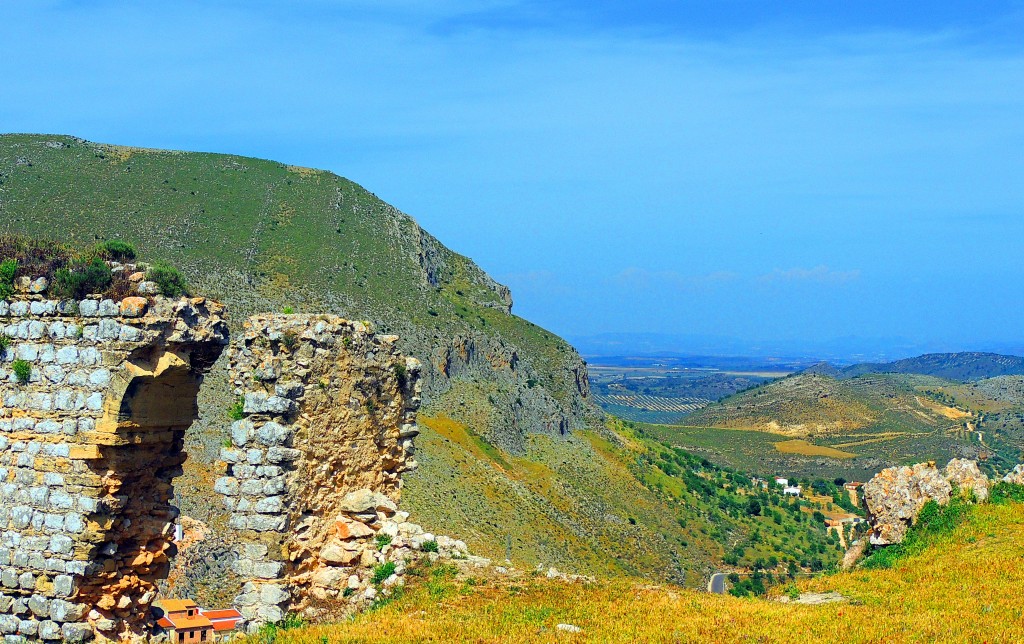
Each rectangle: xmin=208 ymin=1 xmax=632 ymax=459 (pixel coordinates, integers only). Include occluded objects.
xmin=2 ymin=1 xmax=1024 ymax=357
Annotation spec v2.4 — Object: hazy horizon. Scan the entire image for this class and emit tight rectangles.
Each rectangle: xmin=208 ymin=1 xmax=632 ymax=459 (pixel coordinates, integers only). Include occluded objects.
xmin=3 ymin=1 xmax=1022 ymax=352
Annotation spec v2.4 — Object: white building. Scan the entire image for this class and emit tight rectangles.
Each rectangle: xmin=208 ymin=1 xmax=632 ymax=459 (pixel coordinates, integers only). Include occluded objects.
xmin=775 ymin=477 xmax=788 ymax=487
xmin=783 ymin=485 xmax=802 ymax=496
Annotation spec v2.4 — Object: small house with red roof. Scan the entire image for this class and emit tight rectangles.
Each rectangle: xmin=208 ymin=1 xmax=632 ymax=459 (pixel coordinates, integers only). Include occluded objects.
xmin=153 ymin=599 xmax=243 ymax=643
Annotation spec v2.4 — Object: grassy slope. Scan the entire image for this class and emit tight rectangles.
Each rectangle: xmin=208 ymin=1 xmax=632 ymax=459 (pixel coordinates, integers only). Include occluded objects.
xmin=841 ymin=351 xmax=1024 ymax=381
xmin=0 ymin=134 xmax=583 ymax=405
xmin=405 ymin=415 xmax=849 ymax=584
xmin=685 ymin=373 xmax=968 ymax=437
xmin=256 ymin=497 xmax=1024 ymax=643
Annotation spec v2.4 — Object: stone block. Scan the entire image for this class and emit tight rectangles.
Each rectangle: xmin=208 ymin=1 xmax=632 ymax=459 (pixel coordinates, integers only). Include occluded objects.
xmin=118 ymin=297 xmax=147 ymax=317
xmin=255 ymin=421 xmax=292 ymax=446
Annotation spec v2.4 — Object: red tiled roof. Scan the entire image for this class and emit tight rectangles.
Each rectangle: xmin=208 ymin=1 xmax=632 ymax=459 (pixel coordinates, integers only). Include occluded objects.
xmin=201 ymin=609 xmax=243 ymax=632
xmin=160 ymin=614 xmax=214 ymax=630
xmin=201 ymin=609 xmax=242 ymax=619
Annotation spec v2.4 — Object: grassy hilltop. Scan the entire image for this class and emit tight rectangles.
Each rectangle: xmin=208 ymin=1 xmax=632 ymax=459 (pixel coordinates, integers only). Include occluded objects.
xmin=0 ymin=133 xmax=603 ymax=576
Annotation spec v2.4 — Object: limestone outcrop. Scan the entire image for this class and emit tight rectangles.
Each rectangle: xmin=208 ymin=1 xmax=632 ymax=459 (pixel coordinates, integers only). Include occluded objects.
xmin=862 ymin=458 xmax=991 ymax=546
xmin=863 ymin=462 xmax=951 ymax=545
xmin=0 ymin=290 xmax=228 ymax=641
xmin=1002 ymin=464 xmax=1024 ymax=486
xmin=944 ymin=458 xmax=989 ymax=502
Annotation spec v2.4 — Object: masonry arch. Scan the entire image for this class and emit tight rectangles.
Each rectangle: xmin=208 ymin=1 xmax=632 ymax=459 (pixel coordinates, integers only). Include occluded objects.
xmin=78 ymin=343 xmax=225 ymax=641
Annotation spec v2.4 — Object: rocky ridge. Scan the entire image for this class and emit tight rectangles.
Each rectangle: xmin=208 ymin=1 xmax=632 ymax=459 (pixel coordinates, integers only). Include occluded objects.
xmin=862 ymin=458 xmax=992 ymax=546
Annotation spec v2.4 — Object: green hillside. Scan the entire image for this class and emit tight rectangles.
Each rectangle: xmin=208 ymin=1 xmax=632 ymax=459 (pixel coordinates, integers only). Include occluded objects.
xmin=0 ymin=134 xmax=863 ymax=591
xmin=0 ymin=133 xmax=605 ymax=583
xmin=0 ymin=134 xmax=596 ymax=444
xmin=405 ymin=415 xmax=852 ymax=586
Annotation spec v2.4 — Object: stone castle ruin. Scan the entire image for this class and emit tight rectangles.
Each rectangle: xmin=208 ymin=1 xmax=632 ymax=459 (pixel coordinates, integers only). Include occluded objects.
xmin=0 ymin=286 xmax=424 ymax=641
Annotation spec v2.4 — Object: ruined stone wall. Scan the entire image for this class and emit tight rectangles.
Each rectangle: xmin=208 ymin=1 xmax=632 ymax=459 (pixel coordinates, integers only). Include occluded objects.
xmin=214 ymin=315 xmax=420 ymax=625
xmin=0 ymin=293 xmax=228 ymax=642
xmin=1 ymin=294 xmax=423 ymax=640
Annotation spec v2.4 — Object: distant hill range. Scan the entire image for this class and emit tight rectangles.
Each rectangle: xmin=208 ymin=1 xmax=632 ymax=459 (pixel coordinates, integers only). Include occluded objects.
xmin=678 ymin=351 xmax=1024 ymax=478
xmin=804 ymin=352 xmax=1024 ymax=382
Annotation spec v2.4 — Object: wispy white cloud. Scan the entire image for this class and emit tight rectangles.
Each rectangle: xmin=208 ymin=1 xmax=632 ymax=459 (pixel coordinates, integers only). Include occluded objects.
xmin=612 ymin=267 xmax=740 ymax=291
xmin=757 ymin=265 xmax=861 ymax=284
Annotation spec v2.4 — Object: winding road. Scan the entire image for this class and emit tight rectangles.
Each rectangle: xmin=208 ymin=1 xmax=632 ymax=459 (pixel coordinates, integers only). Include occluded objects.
xmin=708 ymin=573 xmax=728 ymax=594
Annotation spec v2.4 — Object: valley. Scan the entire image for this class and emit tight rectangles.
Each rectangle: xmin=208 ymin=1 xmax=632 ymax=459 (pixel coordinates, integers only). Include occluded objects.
xmin=3 ymin=3 xmax=1022 ymax=641
xmin=593 ymin=354 xmax=1024 ymax=482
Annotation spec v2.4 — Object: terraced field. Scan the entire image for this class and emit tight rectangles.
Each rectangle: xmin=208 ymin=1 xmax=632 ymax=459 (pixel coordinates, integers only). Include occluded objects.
xmin=591 ymin=393 xmax=710 ymax=424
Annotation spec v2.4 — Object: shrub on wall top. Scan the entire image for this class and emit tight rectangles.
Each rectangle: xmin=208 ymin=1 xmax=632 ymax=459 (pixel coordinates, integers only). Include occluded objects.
xmin=146 ymin=262 xmax=189 ymax=297
xmin=51 ymin=257 xmax=113 ymax=299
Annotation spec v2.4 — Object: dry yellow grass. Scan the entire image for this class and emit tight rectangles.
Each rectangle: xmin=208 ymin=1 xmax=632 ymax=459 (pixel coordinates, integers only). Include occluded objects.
xmin=915 ymin=396 xmax=973 ymax=420
xmin=260 ymin=501 xmax=1024 ymax=643
xmin=773 ymin=439 xmax=857 ymax=459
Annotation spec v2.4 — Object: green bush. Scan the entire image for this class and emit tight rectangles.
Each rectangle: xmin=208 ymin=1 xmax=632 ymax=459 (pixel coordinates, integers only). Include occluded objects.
xmin=862 ymin=496 xmax=971 ymax=570
xmin=281 ymin=331 xmax=299 ymax=352
xmin=146 ymin=262 xmax=188 ymax=297
xmin=282 ymin=306 xmax=295 ymax=314
xmin=51 ymin=257 xmax=112 ymax=299
xmin=421 ymin=539 xmax=439 ymax=553
xmin=94 ymin=240 xmax=137 ymax=261
xmin=227 ymin=397 xmax=245 ymax=421
xmin=12 ymin=359 xmax=32 ymax=384
xmin=990 ymin=481 xmax=1024 ymax=504
xmin=372 ymin=561 xmax=397 ymax=585
xmin=376 ymin=534 xmax=393 ymax=550
xmin=0 ymin=334 xmax=10 ymax=353
xmin=0 ymin=259 xmax=17 ymax=299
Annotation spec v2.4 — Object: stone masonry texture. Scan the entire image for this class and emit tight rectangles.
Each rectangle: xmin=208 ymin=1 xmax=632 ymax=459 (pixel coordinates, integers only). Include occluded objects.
xmin=217 ymin=315 xmax=420 ymax=627
xmin=1 ymin=284 xmax=421 ymax=642
xmin=0 ymin=291 xmax=228 ymax=642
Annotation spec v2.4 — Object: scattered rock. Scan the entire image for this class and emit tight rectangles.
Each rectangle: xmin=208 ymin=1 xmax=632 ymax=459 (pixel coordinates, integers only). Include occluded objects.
xmin=945 ymin=458 xmax=989 ymax=502
xmin=841 ymin=539 xmax=867 ymax=570
xmin=779 ymin=592 xmax=846 ymax=605
xmin=137 ymin=280 xmax=160 ymax=295
xmin=119 ymin=296 xmax=148 ymax=318
xmin=338 ymin=489 xmax=398 ymax=515
xmin=556 ymin=623 xmax=583 ymax=633
xmin=1003 ymin=464 xmax=1024 ymax=486
xmin=335 ymin=517 xmax=375 ymax=539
